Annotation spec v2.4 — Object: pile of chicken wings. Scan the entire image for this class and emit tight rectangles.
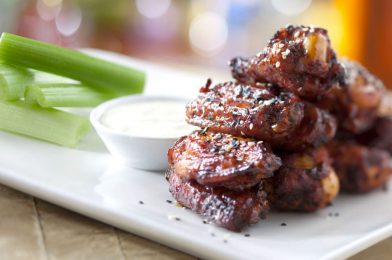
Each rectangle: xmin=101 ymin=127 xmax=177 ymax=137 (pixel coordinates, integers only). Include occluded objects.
xmin=166 ymin=25 xmax=392 ymax=231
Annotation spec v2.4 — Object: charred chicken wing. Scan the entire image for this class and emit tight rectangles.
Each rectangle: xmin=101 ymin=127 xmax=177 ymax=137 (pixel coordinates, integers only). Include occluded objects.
xmin=267 ymin=146 xmax=339 ymax=212
xmin=186 ymin=80 xmax=336 ymax=150
xmin=230 ymin=25 xmax=344 ymax=100
xmin=328 ymin=140 xmax=392 ymax=193
xmin=186 ymin=80 xmax=304 ymax=146
xmin=357 ymin=117 xmax=392 ymax=154
xmin=167 ymin=168 xmax=270 ymax=232
xmin=318 ymin=59 xmax=385 ymax=133
xmin=273 ymin=103 xmax=337 ymax=151
xmin=168 ymin=130 xmax=281 ymax=190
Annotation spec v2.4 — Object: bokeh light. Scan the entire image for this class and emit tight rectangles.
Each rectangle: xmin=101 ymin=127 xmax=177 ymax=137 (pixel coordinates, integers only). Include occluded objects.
xmin=55 ymin=4 xmax=82 ymax=36
xmin=36 ymin=0 xmax=62 ymax=21
xmin=271 ymin=0 xmax=312 ymax=16
xmin=136 ymin=0 xmax=171 ymax=19
xmin=189 ymin=12 xmax=228 ymax=56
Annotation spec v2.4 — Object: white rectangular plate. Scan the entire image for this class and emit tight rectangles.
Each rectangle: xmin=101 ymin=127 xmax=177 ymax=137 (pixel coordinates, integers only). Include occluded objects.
xmin=0 ymin=50 xmax=391 ymax=260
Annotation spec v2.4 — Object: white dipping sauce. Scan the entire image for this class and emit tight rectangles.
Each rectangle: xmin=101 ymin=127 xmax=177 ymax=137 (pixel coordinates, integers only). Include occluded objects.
xmin=100 ymin=100 xmax=197 ymax=138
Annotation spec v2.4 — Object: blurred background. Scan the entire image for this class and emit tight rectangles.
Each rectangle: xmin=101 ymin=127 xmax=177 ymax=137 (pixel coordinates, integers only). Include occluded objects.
xmin=0 ymin=0 xmax=391 ymax=87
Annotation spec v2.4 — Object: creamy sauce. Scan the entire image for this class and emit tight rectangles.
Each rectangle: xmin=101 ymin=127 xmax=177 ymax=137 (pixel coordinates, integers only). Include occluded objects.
xmin=100 ymin=100 xmax=197 ymax=138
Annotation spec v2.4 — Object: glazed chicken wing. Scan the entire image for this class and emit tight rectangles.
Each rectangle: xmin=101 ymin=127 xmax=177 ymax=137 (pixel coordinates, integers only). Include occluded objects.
xmin=186 ymin=80 xmax=336 ymax=150
xmin=230 ymin=25 xmax=344 ymax=100
xmin=167 ymin=169 xmax=269 ymax=232
xmin=168 ymin=130 xmax=281 ymax=190
xmin=266 ymin=146 xmax=339 ymax=212
xmin=186 ymin=80 xmax=304 ymax=146
xmin=273 ymin=103 xmax=337 ymax=151
xmin=318 ymin=59 xmax=385 ymax=133
xmin=327 ymin=140 xmax=392 ymax=193
xmin=357 ymin=117 xmax=392 ymax=153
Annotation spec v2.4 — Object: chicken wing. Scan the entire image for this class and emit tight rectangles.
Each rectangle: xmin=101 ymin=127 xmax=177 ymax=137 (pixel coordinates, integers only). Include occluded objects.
xmin=273 ymin=103 xmax=337 ymax=151
xmin=318 ymin=59 xmax=385 ymax=133
xmin=167 ymin=168 xmax=269 ymax=232
xmin=357 ymin=117 xmax=392 ymax=153
xmin=168 ymin=130 xmax=281 ymax=190
xmin=230 ymin=25 xmax=344 ymax=100
xmin=266 ymin=146 xmax=339 ymax=212
xmin=327 ymin=140 xmax=392 ymax=193
xmin=186 ymin=80 xmax=336 ymax=150
xmin=186 ymin=80 xmax=304 ymax=145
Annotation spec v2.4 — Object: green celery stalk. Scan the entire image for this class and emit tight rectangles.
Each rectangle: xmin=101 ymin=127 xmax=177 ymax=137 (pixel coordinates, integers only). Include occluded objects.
xmin=0 ymin=64 xmax=33 ymax=100
xmin=0 ymin=101 xmax=91 ymax=147
xmin=33 ymin=70 xmax=77 ymax=84
xmin=25 ymin=83 xmax=112 ymax=107
xmin=0 ymin=33 xmax=145 ymax=96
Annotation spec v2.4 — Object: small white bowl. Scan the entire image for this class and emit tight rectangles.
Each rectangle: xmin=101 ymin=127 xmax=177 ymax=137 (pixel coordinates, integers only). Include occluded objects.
xmin=90 ymin=95 xmax=190 ymax=171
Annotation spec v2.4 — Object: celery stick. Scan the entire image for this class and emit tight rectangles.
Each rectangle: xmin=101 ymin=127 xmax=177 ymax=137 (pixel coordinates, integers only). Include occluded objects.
xmin=25 ymin=83 xmax=112 ymax=107
xmin=33 ymin=70 xmax=77 ymax=84
xmin=0 ymin=64 xmax=33 ymax=100
xmin=0 ymin=33 xmax=145 ymax=96
xmin=0 ymin=101 xmax=91 ymax=147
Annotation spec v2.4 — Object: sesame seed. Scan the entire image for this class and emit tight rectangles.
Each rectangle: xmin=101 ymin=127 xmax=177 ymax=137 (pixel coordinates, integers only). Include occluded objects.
xmin=248 ymin=142 xmax=255 ymax=146
xmin=166 ymin=200 xmax=172 ymax=204
xmin=275 ymin=61 xmax=280 ymax=68
xmin=139 ymin=201 xmax=144 ymax=205
xmin=249 ymin=123 xmax=254 ymax=130
xmin=281 ymin=223 xmax=287 ymax=226
xmin=244 ymin=234 xmax=251 ymax=237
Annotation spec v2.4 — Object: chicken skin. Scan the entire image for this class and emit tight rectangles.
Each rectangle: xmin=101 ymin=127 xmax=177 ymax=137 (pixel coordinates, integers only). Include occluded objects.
xmin=230 ymin=25 xmax=344 ymax=100
xmin=327 ymin=140 xmax=392 ymax=193
xmin=186 ymin=80 xmax=336 ymax=150
xmin=266 ymin=146 xmax=339 ymax=212
xmin=167 ymin=168 xmax=270 ymax=232
xmin=168 ymin=130 xmax=281 ymax=190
